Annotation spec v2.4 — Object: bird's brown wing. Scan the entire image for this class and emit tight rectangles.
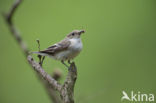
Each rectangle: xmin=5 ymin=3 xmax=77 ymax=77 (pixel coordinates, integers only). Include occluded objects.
xmin=39 ymin=39 xmax=71 ymax=55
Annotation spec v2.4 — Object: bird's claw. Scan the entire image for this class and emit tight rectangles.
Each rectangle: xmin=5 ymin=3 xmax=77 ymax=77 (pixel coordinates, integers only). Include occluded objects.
xmin=61 ymin=60 xmax=70 ymax=69
xmin=68 ymin=60 xmax=72 ymax=64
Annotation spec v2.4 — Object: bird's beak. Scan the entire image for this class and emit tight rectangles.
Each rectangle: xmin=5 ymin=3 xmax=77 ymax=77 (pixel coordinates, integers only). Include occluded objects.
xmin=79 ymin=30 xmax=85 ymax=35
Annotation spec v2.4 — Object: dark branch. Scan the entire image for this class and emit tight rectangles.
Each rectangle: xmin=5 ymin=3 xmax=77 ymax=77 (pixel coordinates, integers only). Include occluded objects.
xmin=6 ymin=0 xmax=22 ymax=24
xmin=27 ymin=56 xmax=62 ymax=91
xmin=45 ymin=69 xmax=63 ymax=103
xmin=61 ymin=62 xmax=77 ymax=103
xmin=3 ymin=0 xmax=29 ymax=56
xmin=3 ymin=0 xmax=78 ymax=103
xmin=3 ymin=0 xmax=62 ymax=102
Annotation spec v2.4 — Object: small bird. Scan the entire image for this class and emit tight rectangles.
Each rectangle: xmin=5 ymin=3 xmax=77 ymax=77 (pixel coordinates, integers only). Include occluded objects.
xmin=32 ymin=30 xmax=85 ymax=67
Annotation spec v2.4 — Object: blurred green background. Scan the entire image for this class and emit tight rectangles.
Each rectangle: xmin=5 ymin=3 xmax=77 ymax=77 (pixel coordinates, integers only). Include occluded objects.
xmin=0 ymin=0 xmax=156 ymax=103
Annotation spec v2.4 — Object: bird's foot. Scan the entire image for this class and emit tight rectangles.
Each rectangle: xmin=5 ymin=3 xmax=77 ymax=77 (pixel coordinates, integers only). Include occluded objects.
xmin=38 ymin=55 xmax=45 ymax=67
xmin=68 ymin=60 xmax=72 ymax=64
xmin=61 ymin=60 xmax=69 ymax=69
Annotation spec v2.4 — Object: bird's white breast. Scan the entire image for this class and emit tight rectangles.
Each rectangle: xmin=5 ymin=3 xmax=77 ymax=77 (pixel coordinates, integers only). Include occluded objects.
xmin=53 ymin=38 xmax=83 ymax=61
xmin=69 ymin=38 xmax=83 ymax=51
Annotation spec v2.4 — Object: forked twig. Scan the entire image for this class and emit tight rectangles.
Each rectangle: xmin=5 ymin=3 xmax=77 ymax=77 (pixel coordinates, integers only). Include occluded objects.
xmin=36 ymin=39 xmax=45 ymax=66
xmin=3 ymin=0 xmax=78 ymax=103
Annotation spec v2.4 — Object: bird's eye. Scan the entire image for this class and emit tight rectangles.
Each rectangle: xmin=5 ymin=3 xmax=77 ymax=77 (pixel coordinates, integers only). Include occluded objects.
xmin=72 ymin=33 xmax=75 ymax=36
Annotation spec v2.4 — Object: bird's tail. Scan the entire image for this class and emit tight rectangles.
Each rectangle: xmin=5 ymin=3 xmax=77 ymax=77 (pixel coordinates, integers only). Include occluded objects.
xmin=29 ymin=51 xmax=47 ymax=56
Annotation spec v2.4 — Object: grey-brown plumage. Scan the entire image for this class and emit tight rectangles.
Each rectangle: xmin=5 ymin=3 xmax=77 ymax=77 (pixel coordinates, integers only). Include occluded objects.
xmin=40 ymin=39 xmax=71 ymax=55
xmin=32 ymin=30 xmax=85 ymax=67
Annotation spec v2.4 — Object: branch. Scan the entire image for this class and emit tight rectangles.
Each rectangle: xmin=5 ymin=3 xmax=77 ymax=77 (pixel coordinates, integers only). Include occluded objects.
xmin=27 ymin=56 xmax=62 ymax=91
xmin=35 ymin=39 xmax=61 ymax=102
xmin=45 ymin=69 xmax=63 ymax=103
xmin=3 ymin=0 xmax=62 ymax=102
xmin=3 ymin=0 xmax=29 ymax=56
xmin=36 ymin=39 xmax=45 ymax=66
xmin=6 ymin=0 xmax=21 ymax=25
xmin=3 ymin=0 xmax=78 ymax=103
xmin=61 ymin=62 xmax=77 ymax=103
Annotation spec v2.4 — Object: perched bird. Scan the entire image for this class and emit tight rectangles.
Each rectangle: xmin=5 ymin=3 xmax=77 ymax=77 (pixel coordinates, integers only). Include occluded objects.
xmin=32 ymin=30 xmax=85 ymax=67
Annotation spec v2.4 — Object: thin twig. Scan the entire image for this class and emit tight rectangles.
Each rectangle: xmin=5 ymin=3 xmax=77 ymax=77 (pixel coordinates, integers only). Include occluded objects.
xmin=36 ymin=39 xmax=41 ymax=51
xmin=3 ymin=0 xmax=78 ymax=103
xmin=36 ymin=39 xmax=45 ymax=66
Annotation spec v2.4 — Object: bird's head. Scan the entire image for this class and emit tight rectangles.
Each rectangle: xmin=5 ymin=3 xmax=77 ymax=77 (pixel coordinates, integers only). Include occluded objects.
xmin=67 ymin=30 xmax=85 ymax=39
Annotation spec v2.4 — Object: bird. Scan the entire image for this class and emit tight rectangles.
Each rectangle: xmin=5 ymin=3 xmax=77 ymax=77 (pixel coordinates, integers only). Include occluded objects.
xmin=121 ymin=91 xmax=131 ymax=101
xmin=31 ymin=30 xmax=85 ymax=67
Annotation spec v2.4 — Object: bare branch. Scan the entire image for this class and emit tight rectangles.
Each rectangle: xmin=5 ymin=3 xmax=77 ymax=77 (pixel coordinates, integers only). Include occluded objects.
xmin=46 ymin=69 xmax=63 ymax=103
xmin=61 ymin=62 xmax=77 ymax=103
xmin=6 ymin=0 xmax=22 ymax=25
xmin=3 ymin=0 xmax=62 ymax=102
xmin=3 ymin=0 xmax=29 ymax=56
xmin=3 ymin=0 xmax=78 ymax=103
xmin=35 ymin=39 xmax=61 ymax=103
xmin=27 ymin=56 xmax=62 ymax=91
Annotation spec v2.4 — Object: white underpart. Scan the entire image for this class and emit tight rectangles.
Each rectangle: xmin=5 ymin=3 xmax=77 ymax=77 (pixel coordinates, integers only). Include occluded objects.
xmin=50 ymin=38 xmax=83 ymax=61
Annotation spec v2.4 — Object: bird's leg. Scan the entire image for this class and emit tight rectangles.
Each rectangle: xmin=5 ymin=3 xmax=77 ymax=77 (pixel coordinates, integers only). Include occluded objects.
xmin=68 ymin=60 xmax=72 ymax=64
xmin=61 ymin=60 xmax=69 ymax=68
xmin=41 ymin=56 xmax=45 ymax=66
xmin=38 ymin=55 xmax=45 ymax=67
xmin=38 ymin=55 xmax=42 ymax=66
